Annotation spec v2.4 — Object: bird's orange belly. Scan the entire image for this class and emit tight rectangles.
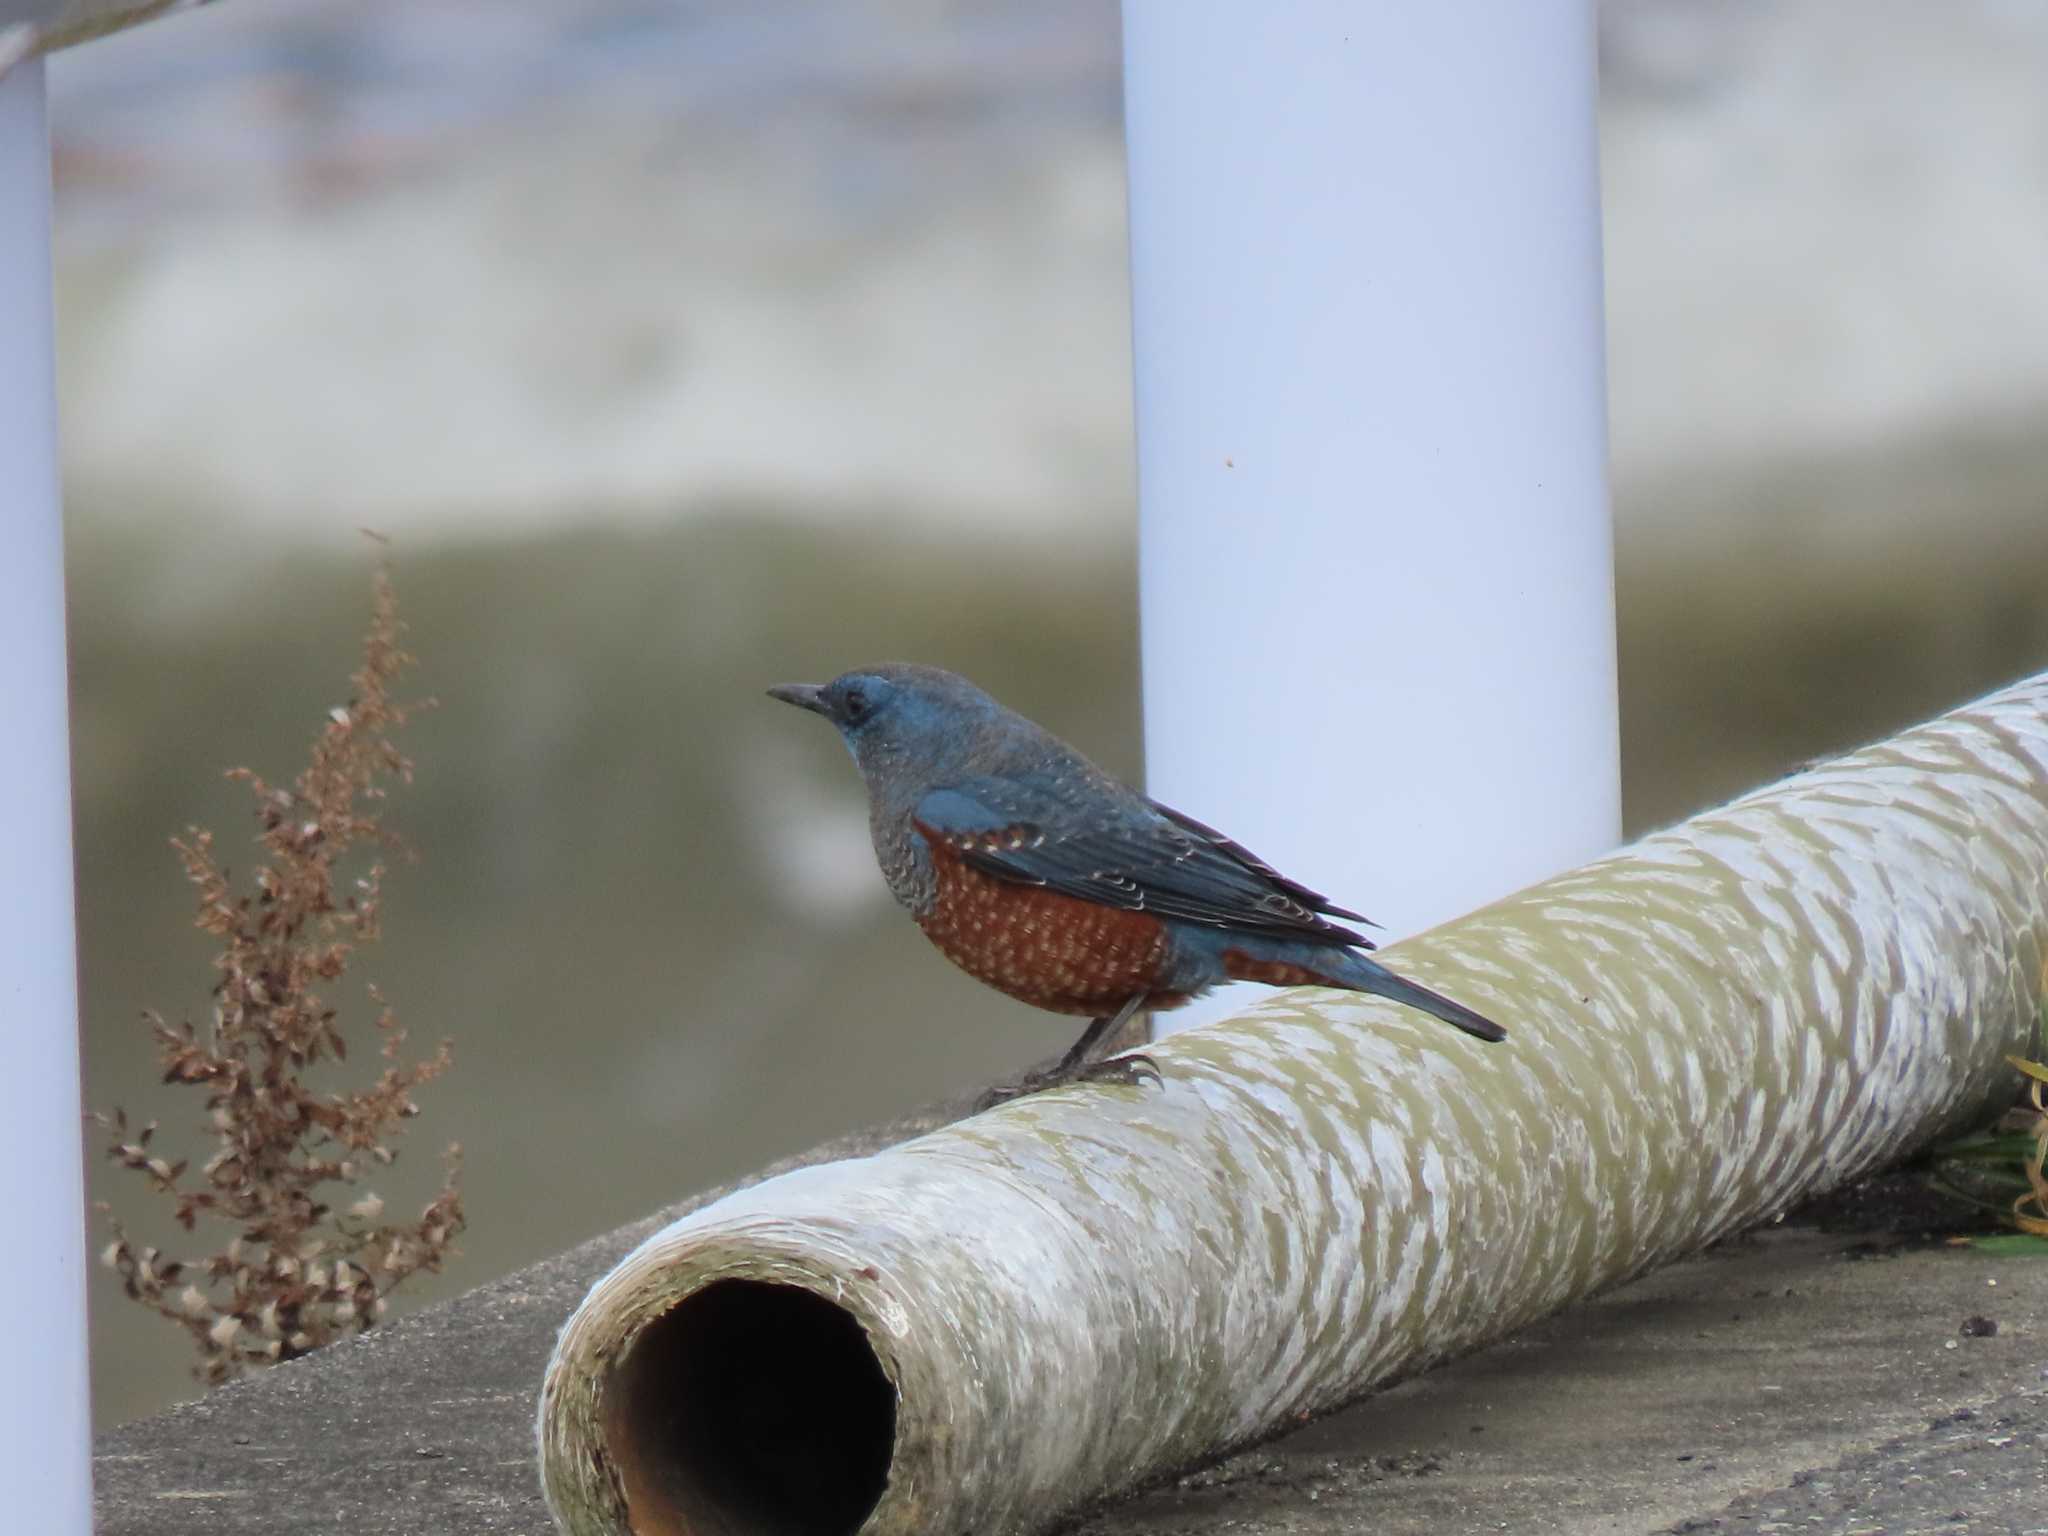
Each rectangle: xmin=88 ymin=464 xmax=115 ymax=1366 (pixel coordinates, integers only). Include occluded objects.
xmin=915 ymin=841 xmax=1179 ymax=1016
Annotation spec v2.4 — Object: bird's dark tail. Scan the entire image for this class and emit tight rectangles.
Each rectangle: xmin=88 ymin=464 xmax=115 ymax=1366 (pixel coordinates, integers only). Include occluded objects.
xmin=1330 ymin=953 xmax=1507 ymax=1043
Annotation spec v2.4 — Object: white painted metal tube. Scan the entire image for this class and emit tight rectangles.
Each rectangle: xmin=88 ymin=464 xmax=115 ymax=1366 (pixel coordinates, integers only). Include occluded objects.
xmin=540 ymin=673 xmax=2048 ymax=1536
xmin=0 ymin=55 xmax=93 ymax=1536
xmin=1123 ymin=1 xmax=1620 ymax=1010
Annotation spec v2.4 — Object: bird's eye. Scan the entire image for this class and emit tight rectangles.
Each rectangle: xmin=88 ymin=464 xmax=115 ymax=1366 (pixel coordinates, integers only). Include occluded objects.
xmin=841 ymin=687 xmax=870 ymax=722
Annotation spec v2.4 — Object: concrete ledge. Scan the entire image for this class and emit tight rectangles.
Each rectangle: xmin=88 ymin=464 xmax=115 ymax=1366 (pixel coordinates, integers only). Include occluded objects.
xmin=94 ymin=1074 xmax=2048 ymax=1536
xmin=1071 ymin=1219 xmax=2047 ymax=1536
xmin=93 ymin=1093 xmax=975 ymax=1536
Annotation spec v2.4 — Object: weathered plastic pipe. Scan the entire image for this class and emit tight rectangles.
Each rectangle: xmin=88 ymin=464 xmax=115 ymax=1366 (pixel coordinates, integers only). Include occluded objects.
xmin=0 ymin=54 xmax=93 ymax=1536
xmin=1124 ymin=0 xmax=1619 ymax=1031
xmin=539 ymin=673 xmax=2048 ymax=1536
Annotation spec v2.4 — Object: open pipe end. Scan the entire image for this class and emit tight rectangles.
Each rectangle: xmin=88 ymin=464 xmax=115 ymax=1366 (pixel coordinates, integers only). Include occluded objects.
xmin=600 ymin=1279 xmax=898 ymax=1536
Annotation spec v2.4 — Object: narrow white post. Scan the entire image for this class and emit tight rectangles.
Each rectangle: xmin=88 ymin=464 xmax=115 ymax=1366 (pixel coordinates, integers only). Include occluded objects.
xmin=1122 ymin=3 xmax=1619 ymax=1024
xmin=0 ymin=55 xmax=93 ymax=1533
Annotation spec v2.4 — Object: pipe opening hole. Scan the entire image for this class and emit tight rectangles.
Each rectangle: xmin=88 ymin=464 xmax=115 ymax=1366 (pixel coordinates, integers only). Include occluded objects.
xmin=607 ymin=1279 xmax=897 ymax=1536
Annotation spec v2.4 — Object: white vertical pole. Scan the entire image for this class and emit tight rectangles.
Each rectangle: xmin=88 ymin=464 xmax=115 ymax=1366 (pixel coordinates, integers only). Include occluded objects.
xmin=0 ymin=55 xmax=93 ymax=1534
xmin=1122 ymin=2 xmax=1619 ymax=1026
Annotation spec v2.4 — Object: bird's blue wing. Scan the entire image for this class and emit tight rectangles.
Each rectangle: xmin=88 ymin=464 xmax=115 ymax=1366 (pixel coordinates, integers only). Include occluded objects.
xmin=913 ymin=777 xmax=1373 ymax=947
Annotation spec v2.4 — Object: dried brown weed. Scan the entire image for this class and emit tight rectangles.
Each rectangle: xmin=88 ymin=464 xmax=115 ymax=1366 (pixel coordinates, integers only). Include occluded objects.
xmin=97 ymin=565 xmax=463 ymax=1384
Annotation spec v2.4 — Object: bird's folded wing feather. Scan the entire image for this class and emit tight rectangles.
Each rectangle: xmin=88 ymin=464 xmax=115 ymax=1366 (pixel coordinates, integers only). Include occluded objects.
xmin=913 ymin=778 xmax=1373 ymax=946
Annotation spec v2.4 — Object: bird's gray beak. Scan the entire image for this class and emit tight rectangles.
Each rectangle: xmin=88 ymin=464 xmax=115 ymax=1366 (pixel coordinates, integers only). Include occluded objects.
xmin=767 ymin=682 xmax=831 ymax=717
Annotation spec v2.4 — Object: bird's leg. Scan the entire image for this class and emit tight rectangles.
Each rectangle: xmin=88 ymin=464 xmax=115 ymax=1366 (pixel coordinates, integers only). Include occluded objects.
xmin=976 ymin=996 xmax=1161 ymax=1111
xmin=1055 ymin=994 xmax=1143 ymax=1074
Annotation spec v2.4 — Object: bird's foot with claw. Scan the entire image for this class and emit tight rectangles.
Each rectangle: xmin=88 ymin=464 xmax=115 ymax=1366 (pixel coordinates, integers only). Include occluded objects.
xmin=1076 ymin=1052 xmax=1162 ymax=1090
xmin=974 ymin=1052 xmax=1164 ymax=1111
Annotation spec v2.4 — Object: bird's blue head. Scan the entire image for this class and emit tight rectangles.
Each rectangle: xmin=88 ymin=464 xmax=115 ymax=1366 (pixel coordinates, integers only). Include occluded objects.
xmin=767 ymin=663 xmax=1005 ymax=787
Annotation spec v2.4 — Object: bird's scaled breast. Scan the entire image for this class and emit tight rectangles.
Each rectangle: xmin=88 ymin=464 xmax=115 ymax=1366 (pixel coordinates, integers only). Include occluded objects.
xmin=914 ymin=839 xmax=1173 ymax=1016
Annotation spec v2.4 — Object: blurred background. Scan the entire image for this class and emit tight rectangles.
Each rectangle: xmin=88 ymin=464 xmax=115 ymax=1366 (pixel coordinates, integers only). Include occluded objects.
xmin=50 ymin=0 xmax=2048 ymax=1425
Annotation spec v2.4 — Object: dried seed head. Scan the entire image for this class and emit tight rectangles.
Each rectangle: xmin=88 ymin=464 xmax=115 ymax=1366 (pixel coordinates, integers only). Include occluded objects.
xmin=94 ymin=565 xmax=459 ymax=1388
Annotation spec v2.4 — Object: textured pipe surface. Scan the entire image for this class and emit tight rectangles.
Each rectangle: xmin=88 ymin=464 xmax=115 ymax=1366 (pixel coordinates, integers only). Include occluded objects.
xmin=541 ymin=674 xmax=2048 ymax=1535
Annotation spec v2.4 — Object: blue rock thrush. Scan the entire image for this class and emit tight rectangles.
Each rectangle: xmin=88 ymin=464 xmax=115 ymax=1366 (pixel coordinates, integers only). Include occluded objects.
xmin=769 ymin=663 xmax=1505 ymax=1092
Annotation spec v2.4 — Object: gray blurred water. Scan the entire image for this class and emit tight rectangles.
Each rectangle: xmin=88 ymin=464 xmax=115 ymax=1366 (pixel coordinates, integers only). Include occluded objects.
xmin=51 ymin=0 xmax=1124 ymax=233
xmin=47 ymin=0 xmax=2048 ymax=542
